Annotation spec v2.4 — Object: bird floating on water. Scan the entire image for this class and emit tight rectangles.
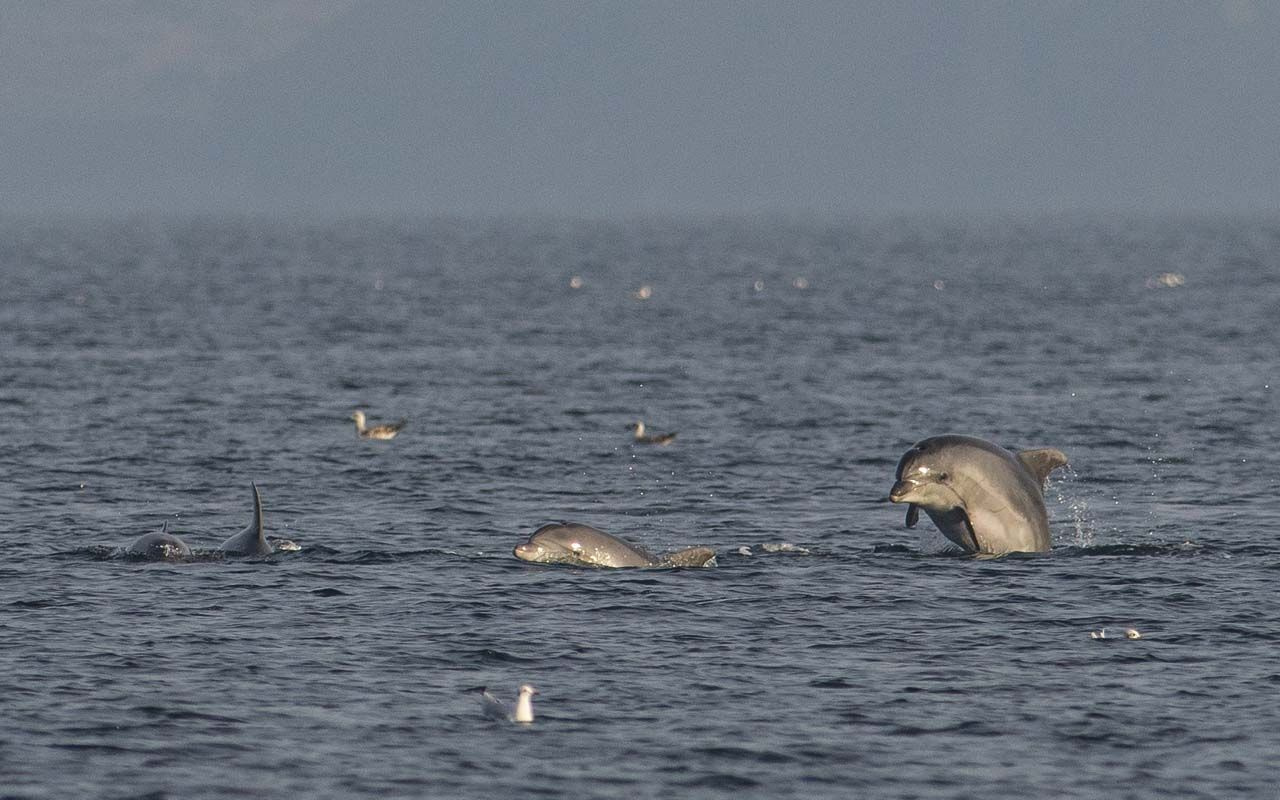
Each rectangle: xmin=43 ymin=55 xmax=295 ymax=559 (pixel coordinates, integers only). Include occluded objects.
xmin=627 ymin=420 xmax=677 ymax=446
xmin=1090 ymin=628 xmax=1142 ymax=640
xmin=473 ymin=684 xmax=538 ymax=724
xmin=351 ymin=410 xmax=406 ymax=440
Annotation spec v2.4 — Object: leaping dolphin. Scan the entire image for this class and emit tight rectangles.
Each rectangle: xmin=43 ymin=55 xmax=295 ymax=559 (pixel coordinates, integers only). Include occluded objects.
xmin=888 ymin=434 xmax=1068 ymax=555
xmin=218 ymin=482 xmax=274 ymax=556
xmin=513 ymin=522 xmax=716 ymax=568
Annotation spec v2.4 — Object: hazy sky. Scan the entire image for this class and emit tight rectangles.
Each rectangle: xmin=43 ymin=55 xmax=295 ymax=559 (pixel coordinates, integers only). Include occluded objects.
xmin=3 ymin=1 xmax=1278 ymax=216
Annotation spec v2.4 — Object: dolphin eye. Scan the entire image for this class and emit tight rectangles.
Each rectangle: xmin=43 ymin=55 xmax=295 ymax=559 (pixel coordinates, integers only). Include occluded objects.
xmin=938 ymin=472 xmax=949 ymax=481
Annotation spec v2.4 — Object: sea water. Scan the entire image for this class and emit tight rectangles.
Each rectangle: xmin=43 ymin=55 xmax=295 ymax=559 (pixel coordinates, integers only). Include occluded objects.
xmin=1 ymin=215 xmax=1277 ymax=798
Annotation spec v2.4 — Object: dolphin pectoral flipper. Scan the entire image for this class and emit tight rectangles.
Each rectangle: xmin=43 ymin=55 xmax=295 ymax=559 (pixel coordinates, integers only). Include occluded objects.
xmin=1016 ymin=448 xmax=1069 ymax=489
xmin=905 ymin=504 xmax=919 ymax=528
xmin=956 ymin=511 xmax=980 ymax=553
xmin=931 ymin=507 xmax=980 ymax=553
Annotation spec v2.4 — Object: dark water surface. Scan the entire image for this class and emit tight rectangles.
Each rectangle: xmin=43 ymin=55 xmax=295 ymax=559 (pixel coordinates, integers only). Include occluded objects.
xmin=2 ymin=216 xmax=1279 ymax=798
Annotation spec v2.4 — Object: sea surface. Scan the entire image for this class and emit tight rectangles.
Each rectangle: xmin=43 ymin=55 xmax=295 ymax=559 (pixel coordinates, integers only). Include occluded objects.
xmin=1 ymin=215 xmax=1278 ymax=798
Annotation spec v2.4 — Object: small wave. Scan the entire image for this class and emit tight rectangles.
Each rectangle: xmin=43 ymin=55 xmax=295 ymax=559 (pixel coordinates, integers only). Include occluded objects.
xmin=809 ymin=677 xmax=856 ymax=689
xmin=68 ymin=546 xmax=226 ymax=564
xmin=689 ymin=746 xmax=796 ymax=764
xmin=48 ymin=741 xmax=141 ymax=754
xmin=674 ymin=773 xmax=762 ymax=790
xmin=131 ymin=705 xmax=246 ymax=724
xmin=1057 ymin=541 xmax=1206 ymax=557
xmin=888 ymin=719 xmax=1005 ymax=737
xmin=57 ymin=544 xmax=310 ymax=564
xmin=8 ymin=597 xmax=74 ymax=610
xmin=733 ymin=542 xmax=813 ymax=557
xmin=316 ymin=548 xmax=448 ymax=564
xmin=458 ymin=648 xmax=541 ymax=665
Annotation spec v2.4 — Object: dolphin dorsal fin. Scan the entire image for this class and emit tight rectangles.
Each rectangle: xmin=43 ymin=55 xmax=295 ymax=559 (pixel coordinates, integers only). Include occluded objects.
xmin=250 ymin=481 xmax=265 ymax=544
xmin=1016 ymin=448 xmax=1069 ymax=489
xmin=662 ymin=546 xmax=717 ymax=568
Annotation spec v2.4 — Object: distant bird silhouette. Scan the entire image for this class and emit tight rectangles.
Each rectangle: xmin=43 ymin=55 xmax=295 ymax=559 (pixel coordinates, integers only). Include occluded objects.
xmin=627 ymin=420 xmax=677 ymax=446
xmin=351 ymin=410 xmax=406 ymax=440
xmin=471 ymin=684 xmax=538 ymax=724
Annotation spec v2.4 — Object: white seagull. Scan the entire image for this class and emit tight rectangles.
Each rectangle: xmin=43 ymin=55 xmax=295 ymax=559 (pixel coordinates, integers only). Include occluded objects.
xmin=473 ymin=684 xmax=538 ymax=724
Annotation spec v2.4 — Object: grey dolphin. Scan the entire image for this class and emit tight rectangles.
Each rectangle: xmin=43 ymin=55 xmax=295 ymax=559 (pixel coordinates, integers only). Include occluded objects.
xmin=218 ymin=482 xmax=274 ymax=556
xmin=513 ymin=522 xmax=716 ymax=568
xmin=126 ymin=521 xmax=192 ymax=560
xmin=888 ymin=434 xmax=1068 ymax=555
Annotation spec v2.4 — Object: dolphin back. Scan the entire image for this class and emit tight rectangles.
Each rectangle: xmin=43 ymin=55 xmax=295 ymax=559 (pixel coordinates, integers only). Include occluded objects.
xmin=660 ymin=546 xmax=717 ymax=568
xmin=126 ymin=523 xmax=192 ymax=560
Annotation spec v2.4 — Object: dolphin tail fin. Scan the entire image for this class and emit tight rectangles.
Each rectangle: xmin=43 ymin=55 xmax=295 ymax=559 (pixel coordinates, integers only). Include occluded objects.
xmin=250 ymin=481 xmax=265 ymax=543
xmin=662 ymin=546 xmax=717 ymax=568
xmin=1017 ymin=448 xmax=1069 ymax=489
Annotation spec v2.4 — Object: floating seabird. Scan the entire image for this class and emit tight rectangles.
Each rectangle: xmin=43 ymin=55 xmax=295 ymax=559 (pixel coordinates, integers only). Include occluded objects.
xmin=472 ymin=684 xmax=538 ymax=724
xmin=1089 ymin=628 xmax=1143 ymax=640
xmin=351 ymin=410 xmax=406 ymax=440
xmin=627 ymin=420 xmax=676 ymax=446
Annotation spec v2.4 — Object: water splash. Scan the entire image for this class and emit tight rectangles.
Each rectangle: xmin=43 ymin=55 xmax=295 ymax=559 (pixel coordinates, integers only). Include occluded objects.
xmin=1050 ymin=464 xmax=1095 ymax=548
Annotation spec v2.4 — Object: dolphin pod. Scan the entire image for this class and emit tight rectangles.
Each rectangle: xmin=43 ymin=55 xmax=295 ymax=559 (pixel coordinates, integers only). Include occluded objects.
xmin=123 ymin=483 xmax=278 ymax=560
xmin=889 ymin=434 xmax=1068 ymax=555
xmin=513 ymin=523 xmax=717 ymax=568
xmin=120 ymin=435 xmax=1070 ymax=564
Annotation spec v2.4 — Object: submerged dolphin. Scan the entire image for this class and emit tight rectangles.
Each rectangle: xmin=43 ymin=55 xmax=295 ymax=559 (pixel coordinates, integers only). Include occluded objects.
xmin=888 ymin=434 xmax=1068 ymax=555
xmin=513 ymin=523 xmax=716 ymax=568
xmin=126 ymin=521 xmax=192 ymax=560
xmin=218 ymin=482 xmax=274 ymax=556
